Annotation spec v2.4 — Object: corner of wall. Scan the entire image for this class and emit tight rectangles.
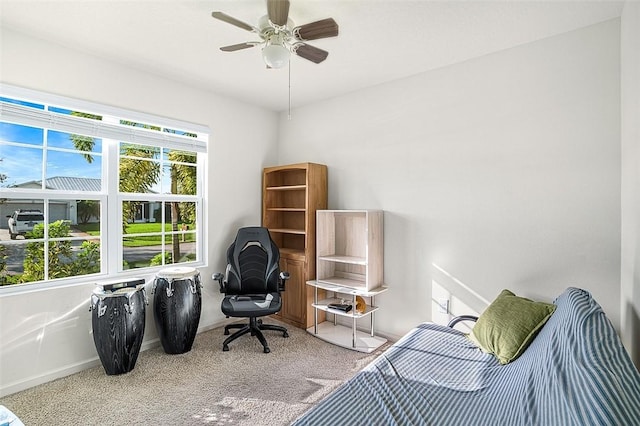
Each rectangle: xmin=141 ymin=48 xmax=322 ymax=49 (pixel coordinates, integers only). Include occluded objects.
xmin=620 ymin=0 xmax=640 ymax=368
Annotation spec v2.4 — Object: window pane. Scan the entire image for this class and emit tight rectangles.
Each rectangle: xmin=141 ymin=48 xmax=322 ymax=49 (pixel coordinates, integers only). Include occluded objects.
xmin=163 ymin=128 xmax=197 ymax=138
xmin=119 ymin=143 xmax=160 ymax=194
xmin=161 ymin=163 xmax=196 ymax=195
xmin=75 ymin=200 xmax=101 ymax=231
xmin=0 ymin=200 xmax=45 ymax=284
xmin=168 ymin=236 xmax=196 ymax=264
xmin=0 ymin=122 xmax=44 ymax=146
xmin=122 ymin=201 xmax=158 ymax=224
xmin=48 ymin=198 xmax=101 ymax=229
xmin=0 ymin=208 xmax=45 ymax=283
xmin=163 ymin=148 xmax=197 ymax=164
xmin=122 ymin=203 xmax=163 ymax=269
xmin=0 ymin=243 xmax=26 ymax=286
xmin=121 ymin=200 xmax=196 ymax=270
xmin=123 ymin=245 xmax=162 ymax=270
xmin=0 ymin=198 xmax=103 ymax=286
xmin=178 ymin=202 xmax=196 ymax=230
xmin=46 ymin=151 xmax=102 ymax=188
xmin=120 ymin=120 xmax=161 ymax=131
xmin=45 ymin=202 xmax=102 ymax=280
xmin=160 ymin=165 xmax=171 ymax=194
xmin=0 ymin=145 xmax=43 ymax=187
xmin=67 ymin=238 xmax=101 ymax=277
xmin=120 ymin=142 xmax=160 ymax=160
xmin=48 ymin=107 xmax=102 ymax=122
xmin=0 ymin=97 xmax=44 ymax=109
xmin=48 ymin=130 xmax=102 ymax=153
xmin=2 ymin=199 xmax=44 ymax=239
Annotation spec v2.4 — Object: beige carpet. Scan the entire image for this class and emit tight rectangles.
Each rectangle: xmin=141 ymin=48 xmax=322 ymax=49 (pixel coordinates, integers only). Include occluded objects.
xmin=0 ymin=319 xmax=388 ymax=425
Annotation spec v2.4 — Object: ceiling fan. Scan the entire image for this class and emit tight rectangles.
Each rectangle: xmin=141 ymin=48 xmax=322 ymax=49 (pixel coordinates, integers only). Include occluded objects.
xmin=211 ymin=0 xmax=339 ymax=69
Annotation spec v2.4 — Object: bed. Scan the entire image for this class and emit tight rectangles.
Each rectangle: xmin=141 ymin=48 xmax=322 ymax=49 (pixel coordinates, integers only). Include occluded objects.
xmin=293 ymin=287 xmax=640 ymax=425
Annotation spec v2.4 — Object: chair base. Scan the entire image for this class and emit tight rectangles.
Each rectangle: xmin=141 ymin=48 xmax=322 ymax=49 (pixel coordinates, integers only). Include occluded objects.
xmin=223 ymin=317 xmax=289 ymax=353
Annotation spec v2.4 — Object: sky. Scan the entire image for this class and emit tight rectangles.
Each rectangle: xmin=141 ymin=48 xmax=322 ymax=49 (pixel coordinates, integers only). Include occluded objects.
xmin=0 ymin=96 xmax=197 ymax=194
xmin=0 ymin=122 xmax=101 ymax=188
xmin=0 ymin=97 xmax=101 ymax=188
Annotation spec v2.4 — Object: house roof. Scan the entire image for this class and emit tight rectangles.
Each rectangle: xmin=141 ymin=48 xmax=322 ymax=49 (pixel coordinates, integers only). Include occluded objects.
xmin=13 ymin=176 xmax=101 ymax=192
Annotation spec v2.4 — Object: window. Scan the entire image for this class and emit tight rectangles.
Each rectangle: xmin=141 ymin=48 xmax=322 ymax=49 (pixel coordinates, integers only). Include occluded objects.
xmin=0 ymin=84 xmax=209 ymax=289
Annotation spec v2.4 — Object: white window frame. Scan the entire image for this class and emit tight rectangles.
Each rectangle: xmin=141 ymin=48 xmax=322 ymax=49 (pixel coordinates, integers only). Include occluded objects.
xmin=0 ymin=83 xmax=209 ymax=292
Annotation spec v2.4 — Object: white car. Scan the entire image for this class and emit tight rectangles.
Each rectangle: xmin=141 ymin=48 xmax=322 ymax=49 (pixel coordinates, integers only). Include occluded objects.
xmin=7 ymin=209 xmax=44 ymax=239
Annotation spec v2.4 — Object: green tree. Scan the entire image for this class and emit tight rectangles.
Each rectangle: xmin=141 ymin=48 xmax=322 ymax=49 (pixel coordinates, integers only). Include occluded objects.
xmin=118 ymin=137 xmax=161 ymax=194
xmin=120 ymin=143 xmax=161 ymax=228
xmin=69 ymin=112 xmax=102 ymax=163
xmin=70 ymin=240 xmax=101 ymax=276
xmin=150 ymin=252 xmax=172 ymax=267
xmin=77 ymin=200 xmax=100 ymax=224
xmin=17 ymin=222 xmax=100 ymax=283
xmin=69 ymin=119 xmax=196 ymax=270
xmin=167 ymin=149 xmax=197 ymax=263
xmin=22 ymin=221 xmax=74 ymax=282
xmin=70 ymin=116 xmax=161 ymax=230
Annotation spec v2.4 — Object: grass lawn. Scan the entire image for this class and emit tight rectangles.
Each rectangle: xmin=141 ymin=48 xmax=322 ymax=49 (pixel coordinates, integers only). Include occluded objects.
xmin=76 ymin=222 xmax=195 ymax=247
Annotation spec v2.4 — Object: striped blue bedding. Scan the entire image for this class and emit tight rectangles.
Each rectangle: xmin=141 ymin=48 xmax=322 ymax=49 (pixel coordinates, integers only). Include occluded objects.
xmin=293 ymin=287 xmax=640 ymax=425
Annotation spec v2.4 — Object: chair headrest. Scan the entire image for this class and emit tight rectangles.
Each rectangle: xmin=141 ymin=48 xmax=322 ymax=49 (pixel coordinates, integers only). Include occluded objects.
xmin=231 ymin=227 xmax=279 ymax=280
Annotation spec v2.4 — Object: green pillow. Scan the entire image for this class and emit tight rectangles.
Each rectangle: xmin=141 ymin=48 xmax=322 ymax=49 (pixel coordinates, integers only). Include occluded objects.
xmin=468 ymin=289 xmax=556 ymax=364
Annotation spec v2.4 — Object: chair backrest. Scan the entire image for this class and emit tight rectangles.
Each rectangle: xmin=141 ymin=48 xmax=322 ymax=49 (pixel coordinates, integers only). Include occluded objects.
xmin=224 ymin=227 xmax=281 ymax=295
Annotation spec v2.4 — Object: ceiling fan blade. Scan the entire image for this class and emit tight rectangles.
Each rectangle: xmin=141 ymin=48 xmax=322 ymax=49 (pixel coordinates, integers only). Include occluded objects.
xmin=211 ymin=11 xmax=255 ymax=32
xmin=220 ymin=43 xmax=257 ymax=52
xmin=295 ymin=18 xmax=339 ymax=41
xmin=267 ymin=0 xmax=290 ymax=26
xmin=294 ymin=44 xmax=329 ymax=64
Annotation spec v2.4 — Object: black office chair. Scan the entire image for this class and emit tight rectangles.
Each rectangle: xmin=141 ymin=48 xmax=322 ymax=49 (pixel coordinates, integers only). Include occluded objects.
xmin=213 ymin=227 xmax=289 ymax=353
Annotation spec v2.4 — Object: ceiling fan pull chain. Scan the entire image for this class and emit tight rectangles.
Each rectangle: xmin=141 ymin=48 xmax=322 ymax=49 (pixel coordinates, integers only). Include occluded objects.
xmin=288 ymin=61 xmax=292 ymax=120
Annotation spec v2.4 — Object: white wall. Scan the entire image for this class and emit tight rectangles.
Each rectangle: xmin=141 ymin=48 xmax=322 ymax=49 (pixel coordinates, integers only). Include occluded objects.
xmin=621 ymin=1 xmax=640 ymax=366
xmin=278 ymin=20 xmax=622 ymax=340
xmin=0 ymin=15 xmax=632 ymax=396
xmin=0 ymin=28 xmax=278 ymax=396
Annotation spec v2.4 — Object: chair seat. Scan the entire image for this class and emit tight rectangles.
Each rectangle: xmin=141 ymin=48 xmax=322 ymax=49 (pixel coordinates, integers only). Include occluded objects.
xmin=221 ymin=293 xmax=282 ymax=318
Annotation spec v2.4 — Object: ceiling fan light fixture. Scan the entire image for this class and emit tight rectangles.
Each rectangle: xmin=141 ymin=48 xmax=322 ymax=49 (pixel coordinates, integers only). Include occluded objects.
xmin=212 ymin=0 xmax=338 ymax=67
xmin=262 ymin=43 xmax=290 ymax=69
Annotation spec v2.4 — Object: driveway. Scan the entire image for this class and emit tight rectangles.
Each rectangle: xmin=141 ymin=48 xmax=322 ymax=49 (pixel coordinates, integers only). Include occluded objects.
xmin=1 ymin=228 xmax=195 ymax=275
xmin=0 ymin=229 xmax=12 ymax=241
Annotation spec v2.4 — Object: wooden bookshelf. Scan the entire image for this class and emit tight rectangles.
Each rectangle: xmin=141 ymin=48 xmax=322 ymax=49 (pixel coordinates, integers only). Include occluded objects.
xmin=262 ymin=163 xmax=327 ymax=329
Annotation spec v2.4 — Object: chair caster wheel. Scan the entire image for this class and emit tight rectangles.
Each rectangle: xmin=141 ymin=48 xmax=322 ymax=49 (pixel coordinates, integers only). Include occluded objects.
xmin=224 ymin=329 xmax=230 ymax=336
xmin=283 ymin=331 xmax=289 ymax=338
xmin=223 ymin=345 xmax=229 ymax=351
xmin=263 ymin=347 xmax=271 ymax=354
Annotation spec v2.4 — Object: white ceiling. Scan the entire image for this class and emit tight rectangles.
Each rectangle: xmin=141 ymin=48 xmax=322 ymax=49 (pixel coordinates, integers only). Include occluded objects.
xmin=0 ymin=0 xmax=625 ymax=112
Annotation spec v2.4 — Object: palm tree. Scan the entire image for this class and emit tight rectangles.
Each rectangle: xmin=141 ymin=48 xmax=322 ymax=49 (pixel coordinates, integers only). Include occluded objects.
xmin=167 ymin=148 xmax=196 ymax=262
xmin=71 ymin=115 xmax=196 ymax=266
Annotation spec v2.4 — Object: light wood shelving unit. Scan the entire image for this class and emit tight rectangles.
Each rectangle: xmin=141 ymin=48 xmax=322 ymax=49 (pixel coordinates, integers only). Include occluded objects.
xmin=307 ymin=210 xmax=387 ymax=352
xmin=262 ymin=163 xmax=327 ymax=329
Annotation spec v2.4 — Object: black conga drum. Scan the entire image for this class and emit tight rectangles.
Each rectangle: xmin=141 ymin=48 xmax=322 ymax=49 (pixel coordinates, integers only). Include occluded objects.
xmin=153 ymin=267 xmax=202 ymax=354
xmin=90 ymin=278 xmax=147 ymax=375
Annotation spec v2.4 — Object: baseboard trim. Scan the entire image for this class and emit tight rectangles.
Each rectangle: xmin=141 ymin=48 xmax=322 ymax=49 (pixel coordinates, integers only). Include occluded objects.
xmin=1 ymin=358 xmax=101 ymax=398
xmin=0 ymin=318 xmax=251 ymax=398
